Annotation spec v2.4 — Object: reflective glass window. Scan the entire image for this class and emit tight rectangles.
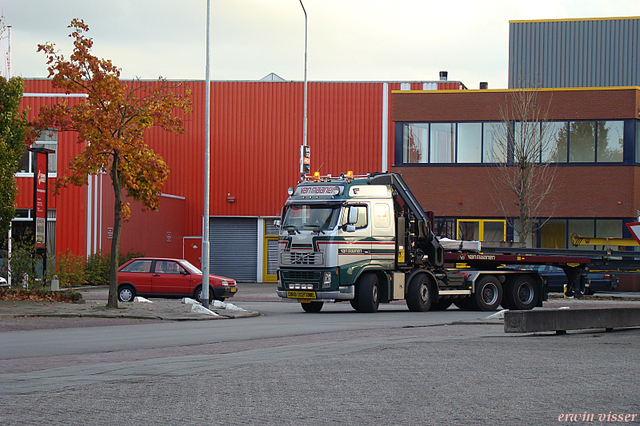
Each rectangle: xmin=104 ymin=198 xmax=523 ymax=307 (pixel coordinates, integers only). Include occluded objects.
xmin=457 ymin=123 xmax=482 ymax=163
xmin=597 ymin=121 xmax=624 ymax=163
xmin=544 ymin=122 xmax=568 ymax=163
xmin=569 ymin=122 xmax=596 ymax=162
xmin=430 ymin=123 xmax=455 ymax=163
xmin=483 ymin=122 xmax=506 ymax=163
xmin=403 ymin=123 xmax=429 ymax=163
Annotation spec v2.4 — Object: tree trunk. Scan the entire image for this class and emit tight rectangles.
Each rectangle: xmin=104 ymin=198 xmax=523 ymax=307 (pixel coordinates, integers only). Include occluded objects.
xmin=107 ymin=153 xmax=122 ymax=308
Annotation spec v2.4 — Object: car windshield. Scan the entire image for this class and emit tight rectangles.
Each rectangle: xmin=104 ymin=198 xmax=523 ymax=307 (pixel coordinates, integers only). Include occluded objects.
xmin=282 ymin=204 xmax=342 ymax=231
xmin=179 ymin=259 xmax=202 ymax=274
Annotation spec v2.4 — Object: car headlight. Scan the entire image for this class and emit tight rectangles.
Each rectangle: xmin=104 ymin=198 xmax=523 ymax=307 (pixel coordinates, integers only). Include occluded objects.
xmin=221 ymin=280 xmax=229 ymax=286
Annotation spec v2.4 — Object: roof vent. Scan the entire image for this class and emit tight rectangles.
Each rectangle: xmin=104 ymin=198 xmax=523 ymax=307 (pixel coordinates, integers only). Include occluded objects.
xmin=479 ymin=82 xmax=488 ymax=90
xmin=439 ymin=71 xmax=448 ymax=81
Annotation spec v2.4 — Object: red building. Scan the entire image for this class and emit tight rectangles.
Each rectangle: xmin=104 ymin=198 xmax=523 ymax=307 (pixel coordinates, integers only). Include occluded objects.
xmin=16 ymin=77 xmax=465 ymax=282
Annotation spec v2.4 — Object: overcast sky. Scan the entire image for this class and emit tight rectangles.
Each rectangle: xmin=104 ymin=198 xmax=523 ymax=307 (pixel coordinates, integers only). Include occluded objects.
xmin=4 ymin=0 xmax=640 ymax=89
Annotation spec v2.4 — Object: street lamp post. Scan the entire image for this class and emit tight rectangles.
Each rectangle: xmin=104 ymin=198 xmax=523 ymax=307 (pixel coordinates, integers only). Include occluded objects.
xmin=202 ymin=0 xmax=211 ymax=309
xmin=299 ymin=0 xmax=309 ymax=180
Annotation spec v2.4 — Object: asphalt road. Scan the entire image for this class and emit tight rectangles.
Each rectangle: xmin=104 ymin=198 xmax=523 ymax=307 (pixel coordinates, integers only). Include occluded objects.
xmin=1 ymin=285 xmax=639 ymax=425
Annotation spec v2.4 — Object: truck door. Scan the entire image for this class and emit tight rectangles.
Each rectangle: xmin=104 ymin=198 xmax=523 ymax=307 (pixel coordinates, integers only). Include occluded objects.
xmin=371 ymin=202 xmax=395 ymax=268
xmin=340 ymin=204 xmax=371 ymax=266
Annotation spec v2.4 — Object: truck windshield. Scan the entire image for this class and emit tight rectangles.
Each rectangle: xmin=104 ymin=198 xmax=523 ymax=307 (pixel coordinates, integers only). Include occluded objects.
xmin=282 ymin=204 xmax=342 ymax=231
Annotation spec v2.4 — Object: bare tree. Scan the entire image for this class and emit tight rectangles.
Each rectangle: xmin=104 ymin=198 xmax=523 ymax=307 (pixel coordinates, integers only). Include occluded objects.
xmin=487 ymin=88 xmax=559 ymax=247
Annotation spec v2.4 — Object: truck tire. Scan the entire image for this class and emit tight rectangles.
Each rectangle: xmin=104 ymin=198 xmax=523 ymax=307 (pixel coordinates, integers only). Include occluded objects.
xmin=357 ymin=273 xmax=379 ymax=313
xmin=471 ymin=275 xmax=503 ymax=311
xmin=430 ymin=299 xmax=453 ymax=311
xmin=301 ymin=301 xmax=324 ymax=313
xmin=505 ymin=275 xmax=538 ymax=310
xmin=406 ymin=274 xmax=434 ymax=312
xmin=454 ymin=298 xmax=473 ymax=310
xmin=349 ymin=298 xmax=360 ymax=311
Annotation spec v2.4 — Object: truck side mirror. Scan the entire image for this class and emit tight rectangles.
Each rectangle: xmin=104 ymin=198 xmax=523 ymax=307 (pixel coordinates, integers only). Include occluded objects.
xmin=347 ymin=207 xmax=359 ymax=225
xmin=345 ymin=224 xmax=356 ymax=233
xmin=274 ymin=220 xmax=281 ymax=229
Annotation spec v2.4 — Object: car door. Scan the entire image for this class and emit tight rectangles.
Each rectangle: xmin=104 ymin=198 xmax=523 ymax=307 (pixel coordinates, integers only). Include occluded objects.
xmin=118 ymin=259 xmax=153 ymax=293
xmin=151 ymin=260 xmax=193 ymax=295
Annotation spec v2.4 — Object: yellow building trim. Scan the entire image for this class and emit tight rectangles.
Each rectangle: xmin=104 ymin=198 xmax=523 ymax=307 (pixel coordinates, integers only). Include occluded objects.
xmin=392 ymin=86 xmax=640 ymax=95
xmin=509 ymin=16 xmax=640 ymax=24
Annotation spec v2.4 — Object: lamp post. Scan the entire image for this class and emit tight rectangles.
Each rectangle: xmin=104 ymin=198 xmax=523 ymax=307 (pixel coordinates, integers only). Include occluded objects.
xmin=202 ymin=0 xmax=211 ymax=308
xmin=299 ymin=0 xmax=309 ymax=180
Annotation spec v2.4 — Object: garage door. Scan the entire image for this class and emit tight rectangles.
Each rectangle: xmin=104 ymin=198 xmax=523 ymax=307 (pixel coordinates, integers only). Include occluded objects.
xmin=209 ymin=218 xmax=257 ymax=282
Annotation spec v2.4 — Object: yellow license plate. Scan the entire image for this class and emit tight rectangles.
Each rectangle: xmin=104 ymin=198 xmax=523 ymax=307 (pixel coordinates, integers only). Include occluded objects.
xmin=286 ymin=291 xmax=316 ymax=299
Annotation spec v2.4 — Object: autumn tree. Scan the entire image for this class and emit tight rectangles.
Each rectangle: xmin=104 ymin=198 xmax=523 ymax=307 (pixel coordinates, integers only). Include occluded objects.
xmin=32 ymin=19 xmax=191 ymax=307
xmin=487 ymin=88 xmax=558 ymax=247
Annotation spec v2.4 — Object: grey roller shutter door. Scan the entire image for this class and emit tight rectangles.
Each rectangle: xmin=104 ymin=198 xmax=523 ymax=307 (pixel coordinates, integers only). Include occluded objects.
xmin=209 ymin=218 xmax=257 ymax=282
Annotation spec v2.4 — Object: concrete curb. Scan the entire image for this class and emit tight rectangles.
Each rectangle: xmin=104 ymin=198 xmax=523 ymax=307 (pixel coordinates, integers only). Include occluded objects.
xmin=0 ymin=299 xmax=261 ymax=321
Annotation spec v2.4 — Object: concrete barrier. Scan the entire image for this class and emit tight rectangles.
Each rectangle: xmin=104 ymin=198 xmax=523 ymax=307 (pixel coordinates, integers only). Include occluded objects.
xmin=504 ymin=308 xmax=640 ymax=334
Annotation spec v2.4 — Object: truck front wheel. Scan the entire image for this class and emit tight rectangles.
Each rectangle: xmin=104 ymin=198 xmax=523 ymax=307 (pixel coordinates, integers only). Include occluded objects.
xmin=301 ymin=301 xmax=324 ymax=313
xmin=357 ymin=273 xmax=379 ymax=313
xmin=406 ymin=274 xmax=434 ymax=312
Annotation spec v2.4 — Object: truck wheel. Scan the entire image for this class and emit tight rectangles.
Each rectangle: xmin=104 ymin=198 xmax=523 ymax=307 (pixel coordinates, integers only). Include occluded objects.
xmin=505 ymin=275 xmax=538 ymax=310
xmin=301 ymin=301 xmax=323 ymax=313
xmin=349 ymin=298 xmax=360 ymax=311
xmin=454 ymin=298 xmax=473 ymax=310
xmin=430 ymin=299 xmax=452 ymax=311
xmin=471 ymin=276 xmax=502 ymax=311
xmin=406 ymin=274 xmax=434 ymax=312
xmin=357 ymin=273 xmax=379 ymax=313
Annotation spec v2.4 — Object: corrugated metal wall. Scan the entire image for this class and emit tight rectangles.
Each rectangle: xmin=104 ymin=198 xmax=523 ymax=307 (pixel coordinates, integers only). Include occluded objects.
xmin=19 ymin=78 xmax=463 ymax=259
xmin=509 ymin=17 xmax=640 ymax=89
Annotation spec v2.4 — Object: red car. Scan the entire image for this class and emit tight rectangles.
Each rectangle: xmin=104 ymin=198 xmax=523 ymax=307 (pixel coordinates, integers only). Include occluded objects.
xmin=117 ymin=257 xmax=237 ymax=303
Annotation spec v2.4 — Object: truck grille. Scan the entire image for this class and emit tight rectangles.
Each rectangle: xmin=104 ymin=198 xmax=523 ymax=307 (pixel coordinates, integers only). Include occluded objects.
xmin=283 ymin=270 xmax=321 ymax=281
xmin=280 ymin=251 xmax=324 ymax=266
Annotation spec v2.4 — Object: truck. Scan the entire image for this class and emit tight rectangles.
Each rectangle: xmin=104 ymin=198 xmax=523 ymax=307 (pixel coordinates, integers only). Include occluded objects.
xmin=276 ymin=172 xmax=592 ymax=313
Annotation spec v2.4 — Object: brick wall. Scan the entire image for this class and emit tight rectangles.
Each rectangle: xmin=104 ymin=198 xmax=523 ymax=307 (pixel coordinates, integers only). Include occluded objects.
xmin=393 ymin=88 xmax=640 ymax=122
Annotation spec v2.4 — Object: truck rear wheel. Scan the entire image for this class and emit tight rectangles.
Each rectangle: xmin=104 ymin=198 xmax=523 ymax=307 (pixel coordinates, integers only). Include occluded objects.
xmin=471 ymin=276 xmax=502 ymax=311
xmin=505 ymin=275 xmax=538 ymax=310
xmin=406 ymin=274 xmax=434 ymax=312
xmin=357 ymin=273 xmax=379 ymax=313
xmin=301 ymin=301 xmax=323 ymax=313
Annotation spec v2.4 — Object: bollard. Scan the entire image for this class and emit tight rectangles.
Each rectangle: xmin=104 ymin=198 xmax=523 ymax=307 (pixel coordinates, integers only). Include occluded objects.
xmin=51 ymin=275 xmax=60 ymax=291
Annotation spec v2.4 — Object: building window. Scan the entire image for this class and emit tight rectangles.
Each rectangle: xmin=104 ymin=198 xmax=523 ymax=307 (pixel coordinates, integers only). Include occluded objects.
xmin=597 ymin=121 xmax=624 ymax=162
xmin=544 ymin=122 xmax=568 ymax=162
xmin=401 ymin=120 xmax=628 ymax=165
xmin=457 ymin=123 xmax=482 ymax=163
xmin=568 ymin=122 xmax=596 ymax=162
xmin=403 ymin=123 xmax=428 ymax=163
xmin=430 ymin=123 xmax=456 ymax=163
xmin=456 ymin=219 xmax=506 ymax=242
xmin=17 ymin=130 xmax=57 ymax=176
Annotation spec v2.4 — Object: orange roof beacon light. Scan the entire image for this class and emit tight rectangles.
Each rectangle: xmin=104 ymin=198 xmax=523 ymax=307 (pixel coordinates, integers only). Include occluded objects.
xmin=313 ymin=171 xmax=320 ymax=182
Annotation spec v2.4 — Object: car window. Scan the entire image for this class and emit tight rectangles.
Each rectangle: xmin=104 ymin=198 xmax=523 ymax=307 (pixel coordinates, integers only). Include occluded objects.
xmin=121 ymin=259 xmax=152 ymax=273
xmin=155 ymin=260 xmax=185 ymax=274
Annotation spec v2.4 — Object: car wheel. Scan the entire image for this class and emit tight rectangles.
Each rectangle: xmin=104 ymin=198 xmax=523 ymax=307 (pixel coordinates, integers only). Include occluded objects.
xmin=118 ymin=285 xmax=136 ymax=302
xmin=194 ymin=285 xmax=213 ymax=303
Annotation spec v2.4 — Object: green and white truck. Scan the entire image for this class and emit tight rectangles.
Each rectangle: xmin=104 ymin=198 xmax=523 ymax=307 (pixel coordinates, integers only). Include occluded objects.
xmin=276 ymin=172 xmax=590 ymax=313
